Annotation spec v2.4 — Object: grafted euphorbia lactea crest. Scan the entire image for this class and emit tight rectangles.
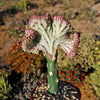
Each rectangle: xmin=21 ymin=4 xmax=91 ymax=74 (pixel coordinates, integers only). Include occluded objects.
xmin=22 ymin=13 xmax=79 ymax=94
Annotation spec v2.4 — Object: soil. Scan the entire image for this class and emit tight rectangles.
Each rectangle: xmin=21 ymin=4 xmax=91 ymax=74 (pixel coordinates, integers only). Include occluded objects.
xmin=0 ymin=0 xmax=100 ymax=99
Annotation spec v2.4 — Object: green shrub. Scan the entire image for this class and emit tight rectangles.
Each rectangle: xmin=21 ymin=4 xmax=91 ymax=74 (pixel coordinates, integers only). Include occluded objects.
xmin=90 ymin=40 xmax=100 ymax=98
xmin=0 ymin=68 xmax=12 ymax=99
xmin=15 ymin=0 xmax=31 ymax=11
xmin=90 ymin=64 xmax=100 ymax=99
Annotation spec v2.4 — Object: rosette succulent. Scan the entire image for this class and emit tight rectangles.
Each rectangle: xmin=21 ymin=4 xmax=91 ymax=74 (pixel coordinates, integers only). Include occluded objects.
xmin=22 ymin=13 xmax=79 ymax=94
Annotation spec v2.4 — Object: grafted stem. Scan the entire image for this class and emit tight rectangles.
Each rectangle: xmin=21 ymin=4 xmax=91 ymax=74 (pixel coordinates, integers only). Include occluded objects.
xmin=45 ymin=56 xmax=58 ymax=94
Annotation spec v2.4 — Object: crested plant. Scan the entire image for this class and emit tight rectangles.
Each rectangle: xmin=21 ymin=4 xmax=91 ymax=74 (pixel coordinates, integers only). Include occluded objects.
xmin=22 ymin=13 xmax=79 ymax=94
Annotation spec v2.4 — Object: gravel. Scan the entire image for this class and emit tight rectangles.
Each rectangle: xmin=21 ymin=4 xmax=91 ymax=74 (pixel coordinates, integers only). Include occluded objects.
xmin=32 ymin=81 xmax=81 ymax=100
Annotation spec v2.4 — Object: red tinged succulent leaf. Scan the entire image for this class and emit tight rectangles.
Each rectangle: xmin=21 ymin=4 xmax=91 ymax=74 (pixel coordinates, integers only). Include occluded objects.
xmin=59 ymin=71 xmax=61 ymax=75
xmin=69 ymin=73 xmax=73 ymax=75
xmin=77 ymin=66 xmax=79 ymax=68
xmin=73 ymin=76 xmax=77 ymax=79
xmin=22 ymin=34 xmax=39 ymax=54
xmin=74 ymin=71 xmax=77 ymax=73
xmin=81 ymin=77 xmax=84 ymax=80
xmin=68 ymin=80 xmax=71 ymax=83
xmin=67 ymin=76 xmax=70 ymax=78
xmin=25 ymin=28 xmax=36 ymax=37
xmin=82 ymin=73 xmax=86 ymax=76
xmin=62 ymin=73 xmax=65 ymax=75
xmin=53 ymin=15 xmax=71 ymax=27
xmin=61 ymin=32 xmax=79 ymax=59
xmin=29 ymin=13 xmax=51 ymax=28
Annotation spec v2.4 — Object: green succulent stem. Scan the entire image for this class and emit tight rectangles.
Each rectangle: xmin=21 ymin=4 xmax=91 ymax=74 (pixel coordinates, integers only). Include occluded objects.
xmin=45 ymin=56 xmax=58 ymax=94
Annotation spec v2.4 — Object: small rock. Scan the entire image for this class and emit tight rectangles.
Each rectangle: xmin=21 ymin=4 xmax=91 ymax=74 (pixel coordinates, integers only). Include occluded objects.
xmin=71 ymin=10 xmax=79 ymax=19
xmin=71 ymin=95 xmax=76 ymax=99
xmin=42 ymin=95 xmax=46 ymax=98
xmin=91 ymin=3 xmax=100 ymax=16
